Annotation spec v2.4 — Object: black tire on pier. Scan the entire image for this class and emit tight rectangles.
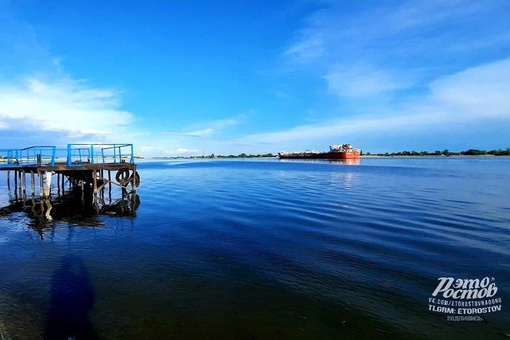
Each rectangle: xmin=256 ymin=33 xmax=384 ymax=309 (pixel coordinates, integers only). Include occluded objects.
xmin=129 ymin=171 xmax=140 ymax=187
xmin=115 ymin=169 xmax=130 ymax=185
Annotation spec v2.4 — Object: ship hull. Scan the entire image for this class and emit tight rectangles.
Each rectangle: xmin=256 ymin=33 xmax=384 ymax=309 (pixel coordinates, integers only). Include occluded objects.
xmin=278 ymin=151 xmax=360 ymax=160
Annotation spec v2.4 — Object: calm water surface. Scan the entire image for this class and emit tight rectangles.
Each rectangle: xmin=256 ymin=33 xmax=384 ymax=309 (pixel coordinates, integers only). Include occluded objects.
xmin=0 ymin=157 xmax=509 ymax=339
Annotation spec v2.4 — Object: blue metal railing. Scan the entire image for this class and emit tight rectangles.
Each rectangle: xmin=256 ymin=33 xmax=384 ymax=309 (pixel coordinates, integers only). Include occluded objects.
xmin=20 ymin=146 xmax=56 ymax=166
xmin=0 ymin=146 xmax=56 ymax=167
xmin=1 ymin=144 xmax=134 ymax=167
xmin=0 ymin=149 xmax=17 ymax=166
xmin=66 ymin=143 xmax=134 ymax=166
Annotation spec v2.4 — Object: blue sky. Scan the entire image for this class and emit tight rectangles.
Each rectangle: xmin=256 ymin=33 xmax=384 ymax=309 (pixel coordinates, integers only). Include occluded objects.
xmin=1 ymin=0 xmax=509 ymax=156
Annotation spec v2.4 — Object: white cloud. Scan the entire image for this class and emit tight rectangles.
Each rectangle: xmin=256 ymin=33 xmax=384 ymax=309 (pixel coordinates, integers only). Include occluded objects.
xmin=324 ymin=65 xmax=413 ymax=97
xmin=175 ymin=147 xmax=198 ymax=154
xmin=429 ymin=58 xmax=510 ymax=118
xmin=285 ymin=31 xmax=325 ymax=63
xmin=136 ymin=145 xmax=200 ymax=157
xmin=166 ymin=128 xmax=214 ymax=138
xmin=143 ymin=115 xmax=248 ymax=156
xmin=165 ymin=115 xmax=245 ymax=139
xmin=236 ymin=58 xmax=510 ymax=148
xmin=380 ymin=0 xmax=480 ymax=34
xmin=0 ymin=77 xmax=134 ymax=143
xmin=213 ymin=117 xmax=242 ymax=129
xmin=284 ymin=0 xmax=510 ymax=101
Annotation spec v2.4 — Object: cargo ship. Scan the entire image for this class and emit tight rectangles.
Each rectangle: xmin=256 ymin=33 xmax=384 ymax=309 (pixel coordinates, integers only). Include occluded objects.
xmin=278 ymin=144 xmax=360 ymax=160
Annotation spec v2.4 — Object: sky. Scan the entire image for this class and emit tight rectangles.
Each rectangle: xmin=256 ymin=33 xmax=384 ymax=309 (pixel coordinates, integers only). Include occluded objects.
xmin=0 ymin=0 xmax=509 ymax=156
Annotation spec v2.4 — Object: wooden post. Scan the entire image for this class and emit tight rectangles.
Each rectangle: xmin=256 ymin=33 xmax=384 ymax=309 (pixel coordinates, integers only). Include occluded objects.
xmin=131 ymin=169 xmax=135 ymax=192
xmin=18 ymin=171 xmax=22 ymax=197
xmin=39 ymin=171 xmax=44 ymax=197
xmin=108 ymin=170 xmax=112 ymax=203
xmin=17 ymin=171 xmax=22 ymax=197
xmin=100 ymin=169 xmax=104 ymax=200
xmin=81 ymin=183 xmax=85 ymax=203
xmin=92 ymin=170 xmax=97 ymax=193
xmin=45 ymin=172 xmax=52 ymax=197
xmin=21 ymin=171 xmax=26 ymax=194
xmin=31 ymin=171 xmax=35 ymax=195
xmin=7 ymin=170 xmax=10 ymax=188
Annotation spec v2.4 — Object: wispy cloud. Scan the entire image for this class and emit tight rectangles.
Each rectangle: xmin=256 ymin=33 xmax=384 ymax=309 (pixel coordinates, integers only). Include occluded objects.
xmin=285 ymin=0 xmax=510 ymax=100
xmin=175 ymin=147 xmax=198 ymax=154
xmin=429 ymin=58 xmax=510 ymax=118
xmin=0 ymin=3 xmax=139 ymax=147
xmin=0 ymin=77 xmax=134 ymax=145
xmin=323 ymin=64 xmax=414 ymax=98
xmin=285 ymin=31 xmax=325 ymax=63
xmin=207 ymin=116 xmax=245 ymax=130
xmin=137 ymin=146 xmax=199 ymax=156
xmin=166 ymin=128 xmax=214 ymax=138
xmin=235 ymin=57 xmax=510 ymax=150
xmin=165 ymin=115 xmax=245 ymax=139
xmin=152 ymin=115 xmax=248 ymax=156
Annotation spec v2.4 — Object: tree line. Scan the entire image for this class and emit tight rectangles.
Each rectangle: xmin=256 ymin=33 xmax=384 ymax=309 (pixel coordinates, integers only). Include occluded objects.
xmin=364 ymin=148 xmax=510 ymax=157
xmin=190 ymin=153 xmax=276 ymax=159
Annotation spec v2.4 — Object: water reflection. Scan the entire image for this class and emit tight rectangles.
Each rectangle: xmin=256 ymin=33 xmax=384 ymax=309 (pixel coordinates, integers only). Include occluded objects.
xmin=0 ymin=188 xmax=140 ymax=238
xmin=335 ymin=159 xmax=360 ymax=165
xmin=330 ymin=171 xmax=359 ymax=189
xmin=44 ymin=255 xmax=98 ymax=340
xmin=279 ymin=159 xmax=360 ymax=165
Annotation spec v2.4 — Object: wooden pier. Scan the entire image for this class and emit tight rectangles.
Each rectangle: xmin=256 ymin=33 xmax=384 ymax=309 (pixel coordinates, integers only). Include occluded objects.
xmin=0 ymin=144 xmax=139 ymax=198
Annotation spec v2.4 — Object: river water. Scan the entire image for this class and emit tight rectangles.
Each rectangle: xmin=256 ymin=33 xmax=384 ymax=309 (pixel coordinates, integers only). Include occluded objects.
xmin=0 ymin=157 xmax=509 ymax=339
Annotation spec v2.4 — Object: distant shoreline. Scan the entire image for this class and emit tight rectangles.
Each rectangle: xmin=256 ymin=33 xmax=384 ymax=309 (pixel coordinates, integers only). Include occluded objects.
xmin=360 ymin=154 xmax=501 ymax=158
xmin=139 ymin=147 xmax=510 ymax=159
xmin=129 ymin=155 xmax=510 ymax=161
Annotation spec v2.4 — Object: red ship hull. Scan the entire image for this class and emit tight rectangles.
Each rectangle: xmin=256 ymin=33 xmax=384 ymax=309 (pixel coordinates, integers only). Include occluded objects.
xmin=278 ymin=151 xmax=360 ymax=160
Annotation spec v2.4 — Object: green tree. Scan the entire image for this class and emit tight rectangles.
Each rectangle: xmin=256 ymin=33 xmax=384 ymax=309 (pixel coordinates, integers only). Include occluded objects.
xmin=462 ymin=149 xmax=486 ymax=155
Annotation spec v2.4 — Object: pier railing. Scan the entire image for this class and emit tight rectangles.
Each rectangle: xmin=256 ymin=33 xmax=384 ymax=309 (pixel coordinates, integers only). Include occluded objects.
xmin=0 ymin=149 xmax=17 ymax=166
xmin=66 ymin=143 xmax=134 ymax=166
xmin=1 ymin=144 xmax=135 ymax=168
xmin=0 ymin=146 xmax=56 ymax=167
